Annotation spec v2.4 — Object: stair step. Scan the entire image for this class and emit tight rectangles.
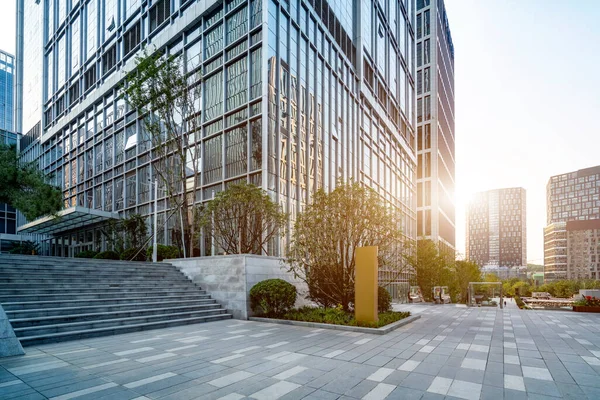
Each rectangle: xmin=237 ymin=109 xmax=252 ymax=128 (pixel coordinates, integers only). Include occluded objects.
xmin=1 ymin=294 xmax=213 ymax=310
xmin=0 ymin=290 xmax=208 ymax=302
xmin=18 ymin=314 xmax=232 ymax=347
xmin=0 ymin=286 xmax=204 ymax=295
xmin=14 ymin=308 xmax=229 ymax=336
xmin=10 ymin=304 xmax=224 ymax=327
xmin=5 ymin=299 xmax=220 ymax=318
xmin=0 ymin=255 xmax=171 ymax=268
xmin=0 ymin=254 xmax=230 ymax=345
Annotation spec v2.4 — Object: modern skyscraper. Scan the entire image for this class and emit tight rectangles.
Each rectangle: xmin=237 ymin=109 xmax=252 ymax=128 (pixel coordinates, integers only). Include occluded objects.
xmin=16 ymin=0 xmax=418 ymax=276
xmin=415 ymin=0 xmax=455 ymax=256
xmin=544 ymin=165 xmax=600 ymax=281
xmin=466 ymin=187 xmax=527 ymax=268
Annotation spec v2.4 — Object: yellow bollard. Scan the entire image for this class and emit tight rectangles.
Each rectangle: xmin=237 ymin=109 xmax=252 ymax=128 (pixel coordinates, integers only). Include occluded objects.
xmin=355 ymin=246 xmax=378 ymax=323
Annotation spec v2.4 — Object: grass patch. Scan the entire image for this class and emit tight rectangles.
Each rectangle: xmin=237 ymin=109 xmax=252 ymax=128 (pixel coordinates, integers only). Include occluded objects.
xmin=273 ymin=306 xmax=411 ymax=328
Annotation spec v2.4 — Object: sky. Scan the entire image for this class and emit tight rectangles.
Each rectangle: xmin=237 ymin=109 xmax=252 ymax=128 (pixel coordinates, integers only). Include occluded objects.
xmin=0 ymin=1 xmax=599 ymax=264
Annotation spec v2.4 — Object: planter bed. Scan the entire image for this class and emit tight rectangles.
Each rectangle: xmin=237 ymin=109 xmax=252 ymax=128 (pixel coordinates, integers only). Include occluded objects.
xmin=572 ymin=306 xmax=600 ymax=313
xmin=249 ymin=313 xmax=420 ymax=335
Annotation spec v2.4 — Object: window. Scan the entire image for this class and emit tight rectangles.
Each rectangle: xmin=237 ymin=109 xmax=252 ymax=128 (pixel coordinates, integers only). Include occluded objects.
xmin=424 ymin=67 xmax=430 ymax=92
xmin=123 ymin=22 xmax=141 ymax=56
xmin=69 ymin=81 xmax=80 ymax=106
xmin=72 ymin=16 xmax=80 ymax=74
xmin=205 ymin=23 xmax=223 ymax=59
xmin=46 ymin=49 xmax=54 ymax=100
xmin=87 ymin=0 xmax=97 ymax=60
xmin=205 ymin=71 xmax=223 ymax=120
xmin=226 ymin=6 xmax=247 ymax=44
xmin=149 ymin=0 xmax=169 ymax=33
xmin=204 ymin=135 xmax=222 ymax=184
xmin=424 ymin=39 xmax=430 ymax=64
xmin=225 ymin=127 xmax=247 ymax=178
xmin=226 ymin=57 xmax=247 ymax=110
xmin=125 ymin=0 xmax=141 ymax=19
xmin=105 ymin=0 xmax=117 ymax=37
xmin=424 ymin=10 xmax=431 ymax=36
xmin=102 ymin=45 xmax=117 ymax=74
xmin=84 ymin=65 xmax=96 ymax=91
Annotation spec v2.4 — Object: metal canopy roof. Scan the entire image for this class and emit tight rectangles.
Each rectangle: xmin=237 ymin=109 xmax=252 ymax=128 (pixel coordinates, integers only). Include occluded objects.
xmin=17 ymin=207 xmax=119 ymax=235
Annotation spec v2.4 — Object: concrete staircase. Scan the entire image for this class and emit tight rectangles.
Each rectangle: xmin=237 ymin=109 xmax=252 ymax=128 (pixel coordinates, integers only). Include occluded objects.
xmin=0 ymin=254 xmax=231 ymax=346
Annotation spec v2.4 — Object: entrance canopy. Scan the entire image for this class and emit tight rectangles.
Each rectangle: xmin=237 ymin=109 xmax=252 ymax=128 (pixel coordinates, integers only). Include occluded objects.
xmin=18 ymin=207 xmax=119 ymax=235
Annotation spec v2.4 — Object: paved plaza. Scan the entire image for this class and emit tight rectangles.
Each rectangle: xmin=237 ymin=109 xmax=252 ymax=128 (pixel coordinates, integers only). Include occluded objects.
xmin=1 ymin=305 xmax=600 ymax=400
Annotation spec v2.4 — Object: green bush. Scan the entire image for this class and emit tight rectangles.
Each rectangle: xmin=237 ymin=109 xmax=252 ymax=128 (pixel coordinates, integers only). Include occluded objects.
xmin=75 ymin=250 xmax=98 ymax=258
xmin=514 ymin=295 xmax=526 ymax=309
xmin=146 ymin=245 xmax=180 ymax=262
xmin=282 ymin=306 xmax=410 ymax=328
xmin=249 ymin=279 xmax=297 ymax=317
xmin=378 ymin=286 xmax=392 ymax=313
xmin=9 ymin=240 xmax=40 ymax=255
xmin=93 ymin=250 xmax=121 ymax=260
xmin=120 ymin=248 xmax=147 ymax=261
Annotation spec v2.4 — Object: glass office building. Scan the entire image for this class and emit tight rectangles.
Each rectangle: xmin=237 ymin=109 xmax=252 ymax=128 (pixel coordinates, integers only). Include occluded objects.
xmin=16 ymin=0 xmax=417 ymax=271
xmin=415 ymin=0 xmax=455 ymax=255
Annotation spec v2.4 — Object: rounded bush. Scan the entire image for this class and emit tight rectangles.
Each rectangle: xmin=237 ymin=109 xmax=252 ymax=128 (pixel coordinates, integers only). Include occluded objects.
xmin=146 ymin=245 xmax=180 ymax=261
xmin=75 ymin=250 xmax=98 ymax=258
xmin=378 ymin=286 xmax=392 ymax=313
xmin=93 ymin=250 xmax=121 ymax=260
xmin=120 ymin=248 xmax=148 ymax=261
xmin=250 ymin=279 xmax=297 ymax=317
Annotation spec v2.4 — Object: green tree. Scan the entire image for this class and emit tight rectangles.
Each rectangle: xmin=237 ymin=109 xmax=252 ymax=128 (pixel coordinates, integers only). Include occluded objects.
xmin=198 ymin=183 xmax=286 ymax=255
xmin=123 ymin=49 xmax=202 ymax=258
xmin=287 ymin=181 xmax=410 ymax=311
xmin=453 ymin=260 xmax=482 ymax=303
xmin=409 ymin=239 xmax=445 ymax=301
xmin=0 ymin=144 xmax=62 ymax=221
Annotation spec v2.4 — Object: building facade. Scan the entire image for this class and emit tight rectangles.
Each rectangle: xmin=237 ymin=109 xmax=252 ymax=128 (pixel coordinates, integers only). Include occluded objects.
xmin=16 ymin=0 xmax=417 ymax=280
xmin=544 ymin=165 xmax=600 ymax=280
xmin=0 ymin=51 xmax=19 ymax=252
xmin=415 ymin=0 xmax=455 ymax=255
xmin=466 ymin=187 xmax=527 ymax=268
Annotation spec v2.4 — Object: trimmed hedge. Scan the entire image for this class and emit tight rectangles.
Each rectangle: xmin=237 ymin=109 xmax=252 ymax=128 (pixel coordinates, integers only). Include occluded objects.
xmin=93 ymin=250 xmax=121 ymax=260
xmin=120 ymin=248 xmax=147 ymax=261
xmin=282 ymin=307 xmax=410 ymax=328
xmin=250 ymin=279 xmax=297 ymax=317
xmin=75 ymin=250 xmax=98 ymax=258
xmin=378 ymin=286 xmax=392 ymax=313
xmin=146 ymin=245 xmax=180 ymax=262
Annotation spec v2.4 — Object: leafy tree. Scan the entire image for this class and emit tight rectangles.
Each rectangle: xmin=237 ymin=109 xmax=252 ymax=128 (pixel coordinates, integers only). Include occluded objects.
xmin=409 ymin=239 xmax=447 ymax=301
xmin=287 ymin=181 xmax=410 ymax=311
xmin=453 ymin=260 xmax=482 ymax=303
xmin=198 ymin=183 xmax=286 ymax=255
xmin=123 ymin=49 xmax=202 ymax=258
xmin=100 ymin=214 xmax=149 ymax=257
xmin=0 ymin=144 xmax=62 ymax=220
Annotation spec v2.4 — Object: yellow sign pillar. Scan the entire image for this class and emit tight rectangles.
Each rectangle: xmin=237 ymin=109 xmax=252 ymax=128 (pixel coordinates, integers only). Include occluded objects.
xmin=355 ymin=246 xmax=378 ymax=323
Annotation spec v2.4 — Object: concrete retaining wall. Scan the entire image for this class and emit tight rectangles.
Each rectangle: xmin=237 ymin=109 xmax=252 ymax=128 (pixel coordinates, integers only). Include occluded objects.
xmin=167 ymin=255 xmax=309 ymax=319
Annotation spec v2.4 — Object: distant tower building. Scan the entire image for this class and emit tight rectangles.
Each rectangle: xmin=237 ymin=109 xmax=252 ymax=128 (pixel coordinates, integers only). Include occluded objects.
xmin=544 ymin=165 xmax=600 ymax=281
xmin=466 ymin=188 xmax=527 ymax=268
xmin=415 ymin=0 xmax=456 ymax=255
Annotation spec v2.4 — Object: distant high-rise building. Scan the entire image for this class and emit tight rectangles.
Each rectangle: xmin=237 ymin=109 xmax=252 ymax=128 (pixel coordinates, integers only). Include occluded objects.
xmin=415 ymin=0 xmax=455 ymax=255
xmin=466 ymin=188 xmax=527 ymax=268
xmin=544 ymin=165 xmax=600 ymax=281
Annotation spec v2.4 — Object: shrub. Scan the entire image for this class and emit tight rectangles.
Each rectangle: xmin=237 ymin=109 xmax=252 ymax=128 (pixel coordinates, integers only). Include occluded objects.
xmin=120 ymin=248 xmax=147 ymax=261
xmin=75 ymin=250 xmax=98 ymax=258
xmin=93 ymin=250 xmax=121 ymax=260
xmin=378 ymin=286 xmax=392 ymax=313
xmin=282 ymin=307 xmax=410 ymax=328
xmin=9 ymin=240 xmax=40 ymax=255
xmin=249 ymin=279 xmax=297 ymax=317
xmin=146 ymin=245 xmax=180 ymax=261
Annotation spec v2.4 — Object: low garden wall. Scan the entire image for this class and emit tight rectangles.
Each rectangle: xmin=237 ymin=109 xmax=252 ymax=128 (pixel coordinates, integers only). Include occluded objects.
xmin=167 ymin=255 xmax=309 ymax=319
